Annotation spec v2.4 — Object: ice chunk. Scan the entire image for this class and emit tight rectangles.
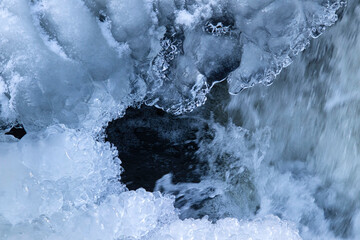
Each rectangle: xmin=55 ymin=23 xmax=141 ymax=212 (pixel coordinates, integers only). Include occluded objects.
xmin=0 ymin=0 xmax=343 ymax=125
xmin=146 ymin=0 xmax=344 ymax=113
xmin=0 ymin=125 xmax=121 ymax=225
xmin=149 ymin=216 xmax=302 ymax=240
xmin=36 ymin=0 xmax=120 ymax=80
xmin=107 ymin=0 xmax=155 ymax=60
xmin=0 ymin=1 xmax=93 ymax=129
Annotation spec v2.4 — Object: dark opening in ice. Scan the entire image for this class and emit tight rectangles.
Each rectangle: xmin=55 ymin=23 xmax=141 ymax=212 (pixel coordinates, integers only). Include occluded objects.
xmin=5 ymin=124 xmax=26 ymax=140
xmin=105 ymin=106 xmax=209 ymax=191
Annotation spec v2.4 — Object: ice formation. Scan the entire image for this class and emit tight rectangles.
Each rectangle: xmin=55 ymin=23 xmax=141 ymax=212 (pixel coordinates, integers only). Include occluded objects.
xmin=0 ymin=0 xmax=342 ymax=123
xmin=0 ymin=0 xmax=351 ymax=239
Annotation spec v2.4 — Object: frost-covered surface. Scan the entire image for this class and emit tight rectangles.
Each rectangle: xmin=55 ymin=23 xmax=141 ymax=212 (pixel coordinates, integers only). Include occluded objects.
xmin=0 ymin=0 xmax=348 ymax=239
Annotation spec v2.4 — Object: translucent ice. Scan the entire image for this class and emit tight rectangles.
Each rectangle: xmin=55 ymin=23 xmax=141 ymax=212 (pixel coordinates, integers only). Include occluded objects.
xmin=0 ymin=125 xmax=122 ymax=225
xmin=0 ymin=0 xmax=343 ymax=127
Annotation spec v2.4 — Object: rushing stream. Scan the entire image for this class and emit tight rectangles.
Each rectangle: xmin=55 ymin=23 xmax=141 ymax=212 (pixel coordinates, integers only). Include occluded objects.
xmin=1 ymin=0 xmax=359 ymax=239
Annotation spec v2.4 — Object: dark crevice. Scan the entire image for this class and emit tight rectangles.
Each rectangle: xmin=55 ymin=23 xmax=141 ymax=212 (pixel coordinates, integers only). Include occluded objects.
xmin=5 ymin=124 xmax=26 ymax=139
xmin=99 ymin=13 xmax=106 ymax=22
xmin=105 ymin=106 xmax=209 ymax=191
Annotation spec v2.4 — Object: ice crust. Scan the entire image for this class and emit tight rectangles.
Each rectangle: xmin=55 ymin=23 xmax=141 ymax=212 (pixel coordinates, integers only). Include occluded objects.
xmin=0 ymin=0 xmax=343 ymax=125
xmin=0 ymin=0 xmax=344 ymax=239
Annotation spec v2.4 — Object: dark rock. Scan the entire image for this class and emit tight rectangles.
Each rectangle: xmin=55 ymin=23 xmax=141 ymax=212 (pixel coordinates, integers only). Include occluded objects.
xmin=105 ymin=106 xmax=209 ymax=191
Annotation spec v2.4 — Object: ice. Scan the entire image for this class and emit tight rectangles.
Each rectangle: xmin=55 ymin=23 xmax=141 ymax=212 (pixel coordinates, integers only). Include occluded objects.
xmin=0 ymin=124 xmax=303 ymax=240
xmin=0 ymin=0 xmax=94 ymax=129
xmin=36 ymin=0 xmax=120 ymax=80
xmin=0 ymin=125 xmax=122 ymax=225
xmin=107 ymin=0 xmax=155 ymax=60
xmin=225 ymin=2 xmax=360 ymax=238
xmin=175 ymin=10 xmax=196 ymax=27
xmin=149 ymin=216 xmax=301 ymax=240
xmin=0 ymin=0 xmax=143 ymax=130
xmin=225 ymin=0 xmax=342 ymax=93
xmin=0 ymin=0 xmax=343 ymax=126
xmin=0 ymin=0 xmax=347 ymax=239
